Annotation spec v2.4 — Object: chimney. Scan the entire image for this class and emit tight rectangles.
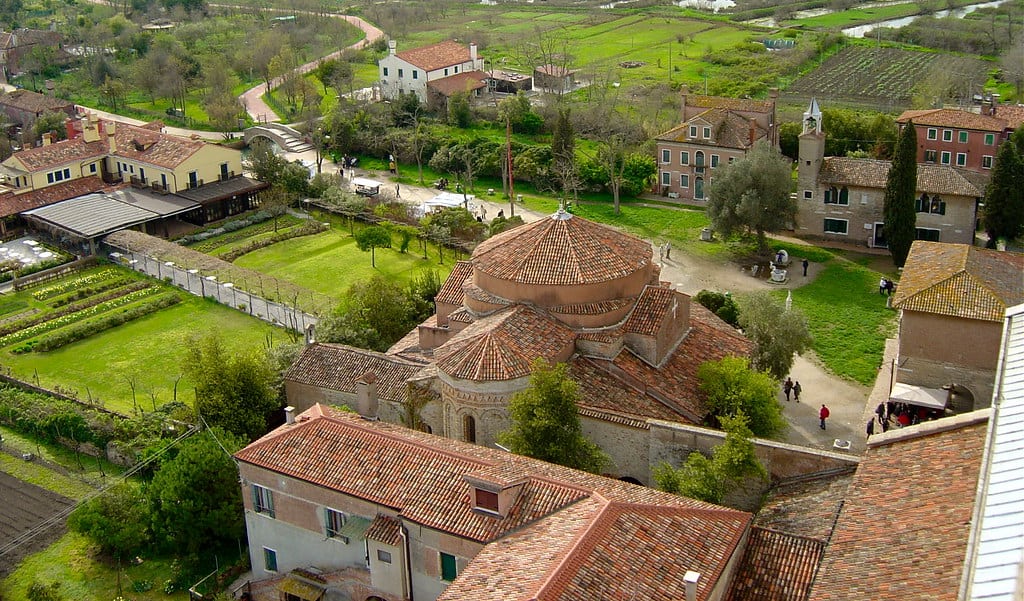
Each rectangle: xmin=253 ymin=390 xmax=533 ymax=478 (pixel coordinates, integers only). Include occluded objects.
xmin=284 ymin=405 xmax=296 ymax=425
xmin=82 ymin=117 xmax=99 ymax=143
xmin=684 ymin=571 xmax=700 ymax=601
xmin=470 ymin=41 xmax=478 ymax=65
xmin=44 ymin=79 xmax=54 ymax=96
xmin=388 ymin=39 xmax=397 ymax=55
xmin=355 ymin=373 xmax=378 ymax=419
xmin=749 ymin=118 xmax=757 ymax=146
xmin=105 ymin=121 xmax=116 ymax=153
xmin=41 ymin=132 xmax=51 ymax=146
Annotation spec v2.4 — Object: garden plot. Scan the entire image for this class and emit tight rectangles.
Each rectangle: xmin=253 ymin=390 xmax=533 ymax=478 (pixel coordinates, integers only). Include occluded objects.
xmin=0 ymin=470 xmax=74 ymax=579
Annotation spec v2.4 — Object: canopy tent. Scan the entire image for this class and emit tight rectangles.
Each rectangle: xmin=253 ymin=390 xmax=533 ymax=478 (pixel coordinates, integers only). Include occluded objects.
xmin=423 ymin=191 xmax=475 ymax=212
xmin=889 ymin=382 xmax=949 ymax=410
xmin=351 ymin=177 xmax=382 ymax=196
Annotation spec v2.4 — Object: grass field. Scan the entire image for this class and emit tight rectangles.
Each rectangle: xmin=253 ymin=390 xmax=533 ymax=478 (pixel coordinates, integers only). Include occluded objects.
xmin=789 ymin=2 xmax=921 ymax=28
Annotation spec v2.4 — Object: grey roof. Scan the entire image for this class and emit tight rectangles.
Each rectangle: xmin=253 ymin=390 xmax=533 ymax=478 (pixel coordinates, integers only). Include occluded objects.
xmin=174 ymin=175 xmax=267 ymax=204
xmin=964 ymin=304 xmax=1024 ymax=601
xmin=23 ymin=188 xmax=199 ymax=238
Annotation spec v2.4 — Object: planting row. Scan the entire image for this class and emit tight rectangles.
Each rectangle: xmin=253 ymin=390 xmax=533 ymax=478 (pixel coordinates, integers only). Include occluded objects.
xmin=31 ymin=267 xmax=123 ymax=301
xmin=0 ymin=281 xmax=153 ymax=339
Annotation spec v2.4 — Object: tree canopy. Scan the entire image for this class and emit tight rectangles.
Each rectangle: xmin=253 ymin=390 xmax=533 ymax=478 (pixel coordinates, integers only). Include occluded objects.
xmin=883 ymin=121 xmax=918 ymax=266
xmin=318 ymin=275 xmax=427 ymax=352
xmin=737 ymin=291 xmax=813 ymax=381
xmin=184 ymin=333 xmax=279 ymax=441
xmin=68 ymin=482 xmax=151 ymax=558
xmin=499 ymin=359 xmax=609 ymax=474
xmin=706 ymin=142 xmax=796 ymax=253
xmin=982 ymin=135 xmax=1024 ymax=247
xmin=354 ymin=226 xmax=392 ymax=267
xmin=653 ymin=412 xmax=767 ymax=505
xmin=697 ymin=355 xmax=786 ymax=438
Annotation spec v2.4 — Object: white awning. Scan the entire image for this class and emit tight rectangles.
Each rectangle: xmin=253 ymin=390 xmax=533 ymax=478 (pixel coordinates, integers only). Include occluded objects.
xmin=351 ymin=177 xmax=382 ymax=188
xmin=889 ymin=382 xmax=948 ymax=410
xmin=426 ymin=191 xmax=474 ymax=208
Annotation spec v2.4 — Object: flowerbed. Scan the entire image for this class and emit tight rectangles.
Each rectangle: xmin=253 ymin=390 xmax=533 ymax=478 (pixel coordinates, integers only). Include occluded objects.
xmin=4 ymin=286 xmax=164 ymax=348
xmin=28 ymin=293 xmax=182 ymax=352
xmin=49 ymin=276 xmax=139 ymax=307
xmin=0 ymin=282 xmax=153 ymax=339
xmin=220 ymin=222 xmax=328 ymax=262
xmin=187 ymin=215 xmax=304 ymax=254
xmin=31 ymin=268 xmax=121 ymax=301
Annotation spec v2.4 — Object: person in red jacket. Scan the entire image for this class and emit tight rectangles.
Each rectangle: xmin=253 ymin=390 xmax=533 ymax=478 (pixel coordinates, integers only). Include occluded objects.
xmin=819 ymin=404 xmax=830 ymax=430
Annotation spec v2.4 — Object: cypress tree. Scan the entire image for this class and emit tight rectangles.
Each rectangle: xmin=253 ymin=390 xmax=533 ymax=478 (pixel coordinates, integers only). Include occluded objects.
xmin=982 ymin=139 xmax=1024 ymax=247
xmin=883 ymin=119 xmax=918 ymax=266
xmin=551 ymin=108 xmax=575 ymax=172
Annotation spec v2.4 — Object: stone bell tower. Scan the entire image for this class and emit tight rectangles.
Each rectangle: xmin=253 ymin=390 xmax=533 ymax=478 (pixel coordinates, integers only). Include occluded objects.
xmin=797 ymin=98 xmax=825 ymax=199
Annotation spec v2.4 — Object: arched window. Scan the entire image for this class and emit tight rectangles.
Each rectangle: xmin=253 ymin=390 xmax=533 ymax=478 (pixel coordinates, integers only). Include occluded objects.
xmin=695 ymin=151 xmax=705 ymax=167
xmin=838 ymin=186 xmax=849 ymax=205
xmin=463 ymin=415 xmax=476 ymax=443
xmin=916 ymin=193 xmax=929 ymax=213
xmin=694 ymin=177 xmax=705 ymax=200
xmin=930 ymin=196 xmax=946 ymax=215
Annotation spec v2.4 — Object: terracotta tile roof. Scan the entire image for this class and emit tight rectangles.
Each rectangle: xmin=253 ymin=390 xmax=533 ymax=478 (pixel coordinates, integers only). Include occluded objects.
xmin=724 ymin=527 xmax=826 ymax=601
xmin=435 ymin=260 xmax=472 ymax=306
xmin=0 ymin=176 xmax=113 ymax=218
xmin=896 ymin=108 xmax=1007 ymax=131
xmin=992 ymin=104 xmax=1024 ymax=129
xmin=284 ymin=342 xmax=428 ymax=401
xmin=462 ymin=280 xmax=511 ymax=307
xmin=8 ymin=119 xmax=207 ymax=172
xmin=807 ymin=413 xmax=988 ymax=601
xmin=472 ymin=212 xmax=652 ymax=286
xmin=426 ymin=71 xmax=487 ymax=97
xmin=570 ymin=357 xmax=685 ymax=423
xmin=685 ymin=94 xmax=775 ymax=115
xmin=657 ymin=108 xmax=767 ymax=149
xmin=0 ymin=89 xmax=73 ymax=114
xmin=819 ymin=158 xmax=984 ymax=197
xmin=365 ymin=514 xmax=402 ymax=547
xmin=891 ymin=241 xmax=1024 ymax=322
xmin=237 ymin=405 xmax=748 ymax=554
xmin=755 ymin=470 xmax=856 ymax=542
xmin=434 ymin=306 xmax=575 ymax=381
xmin=448 ymin=307 xmax=474 ymax=323
xmin=622 ymin=285 xmax=680 ymax=336
xmin=548 ymin=296 xmax=635 ymax=316
xmin=395 ymin=40 xmax=473 ymax=71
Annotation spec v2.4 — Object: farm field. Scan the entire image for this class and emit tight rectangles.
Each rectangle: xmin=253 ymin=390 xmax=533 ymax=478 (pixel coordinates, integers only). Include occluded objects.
xmin=0 ymin=470 xmax=74 ymax=579
xmin=0 ymin=265 xmax=288 ymax=414
xmin=783 ymin=45 xmax=990 ymax=109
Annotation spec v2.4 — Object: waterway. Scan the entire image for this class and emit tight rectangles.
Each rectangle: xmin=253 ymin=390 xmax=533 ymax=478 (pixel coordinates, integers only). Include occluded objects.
xmin=840 ymin=0 xmax=1010 ymax=37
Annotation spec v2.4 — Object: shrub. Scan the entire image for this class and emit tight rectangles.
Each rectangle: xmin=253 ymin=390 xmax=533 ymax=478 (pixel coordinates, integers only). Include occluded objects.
xmin=694 ymin=290 xmax=740 ymax=327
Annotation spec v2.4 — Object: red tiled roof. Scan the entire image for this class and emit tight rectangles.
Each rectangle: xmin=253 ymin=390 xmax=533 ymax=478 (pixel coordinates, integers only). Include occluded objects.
xmin=819 ymin=158 xmax=984 ymax=197
xmin=992 ymin=104 xmax=1024 ymax=129
xmin=395 ymin=40 xmax=473 ymax=71
xmin=891 ymin=241 xmax=1024 ymax=322
xmin=427 ymin=71 xmax=487 ymax=97
xmin=365 ymin=514 xmax=403 ymax=547
xmin=622 ymin=285 xmax=680 ymax=336
xmin=755 ymin=470 xmax=856 ymax=542
xmin=434 ymin=306 xmax=575 ymax=381
xmin=657 ymin=108 xmax=767 ymax=149
xmin=808 ymin=414 xmax=988 ymax=601
xmin=725 ymin=527 xmax=825 ymax=601
xmin=472 ymin=212 xmax=652 ymax=286
xmin=435 ymin=260 xmax=472 ymax=306
xmin=896 ymin=108 xmax=1007 ymax=131
xmin=0 ymin=89 xmax=73 ymax=115
xmin=284 ymin=343 xmax=428 ymax=401
xmin=6 ymin=137 xmax=107 ymax=171
xmin=0 ymin=176 xmax=113 ymax=218
xmin=685 ymin=94 xmax=774 ymax=115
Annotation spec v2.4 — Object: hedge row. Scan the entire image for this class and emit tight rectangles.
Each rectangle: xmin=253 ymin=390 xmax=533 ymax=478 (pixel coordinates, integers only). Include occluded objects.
xmin=32 ymin=267 xmax=121 ymax=300
xmin=49 ymin=276 xmax=140 ymax=307
xmin=0 ymin=383 xmax=117 ymax=448
xmin=176 ymin=209 xmax=277 ymax=245
xmin=188 ymin=215 xmax=304 ymax=254
xmin=0 ymin=282 xmax=152 ymax=339
xmin=220 ymin=221 xmax=329 ymax=263
xmin=26 ymin=293 xmax=182 ymax=353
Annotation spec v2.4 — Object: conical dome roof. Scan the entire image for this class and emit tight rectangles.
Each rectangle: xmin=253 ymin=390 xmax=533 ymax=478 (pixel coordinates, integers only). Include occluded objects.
xmin=472 ymin=212 xmax=652 ymax=286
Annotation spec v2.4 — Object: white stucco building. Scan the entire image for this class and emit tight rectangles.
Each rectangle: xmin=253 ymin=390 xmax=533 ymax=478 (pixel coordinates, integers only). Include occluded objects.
xmin=378 ymin=40 xmax=484 ymax=102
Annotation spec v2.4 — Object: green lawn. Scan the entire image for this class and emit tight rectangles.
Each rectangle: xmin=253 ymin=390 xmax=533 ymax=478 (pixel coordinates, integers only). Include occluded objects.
xmin=233 ymin=227 xmax=455 ymax=298
xmin=1 ymin=293 xmax=289 ymax=415
xmin=791 ymin=2 xmax=922 ymax=28
xmin=0 ymin=426 xmax=125 ymax=495
xmin=1 ymin=532 xmax=190 ymax=601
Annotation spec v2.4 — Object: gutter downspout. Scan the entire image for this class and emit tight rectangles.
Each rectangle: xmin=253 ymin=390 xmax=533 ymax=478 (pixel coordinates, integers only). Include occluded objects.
xmin=399 ymin=520 xmax=414 ymax=601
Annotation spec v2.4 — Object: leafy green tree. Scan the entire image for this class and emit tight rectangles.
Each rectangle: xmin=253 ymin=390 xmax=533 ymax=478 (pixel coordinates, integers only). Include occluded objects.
xmin=448 ymin=91 xmax=472 ymax=128
xmin=883 ymin=121 xmax=918 ymax=267
xmin=245 ymin=139 xmax=289 ymax=183
xmin=982 ymin=138 xmax=1024 ymax=247
xmin=707 ymin=142 xmax=796 ymax=253
xmin=737 ymin=292 xmax=812 ymax=382
xmin=148 ymin=429 xmax=245 ymax=556
xmin=653 ymin=412 xmax=767 ymax=505
xmin=354 ymin=226 xmax=392 ymax=267
xmin=318 ymin=275 xmax=420 ymax=351
xmin=499 ymin=359 xmax=609 ymax=474
xmin=694 ymin=290 xmax=739 ymax=327
xmin=499 ymin=92 xmax=542 ymax=134
xmin=184 ymin=333 xmax=279 ymax=441
xmin=68 ymin=482 xmax=150 ymax=558
xmin=697 ymin=355 xmax=786 ymax=438
xmin=31 ymin=112 xmax=69 ymax=144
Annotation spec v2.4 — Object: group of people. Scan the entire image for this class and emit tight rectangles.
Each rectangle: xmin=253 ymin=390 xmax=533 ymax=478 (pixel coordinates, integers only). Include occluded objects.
xmin=867 ymin=401 xmax=943 ymax=436
xmin=435 ymin=177 xmax=450 ymax=190
xmin=783 ymin=377 xmax=832 ymax=431
xmin=878 ymin=277 xmax=896 ymax=295
xmin=658 ymin=241 xmax=672 ymax=261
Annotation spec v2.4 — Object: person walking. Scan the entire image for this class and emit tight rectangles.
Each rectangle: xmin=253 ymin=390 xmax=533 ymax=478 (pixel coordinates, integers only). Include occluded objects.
xmin=819 ymin=404 xmax=830 ymax=430
xmin=665 ymin=241 xmax=671 ymax=259
xmin=879 ymin=277 xmax=888 ymax=295
xmin=793 ymin=381 xmax=801 ymax=402
xmin=866 ymin=418 xmax=875 ymax=437
xmin=783 ymin=377 xmax=793 ymax=401
xmin=802 ymin=258 xmax=809 ymax=277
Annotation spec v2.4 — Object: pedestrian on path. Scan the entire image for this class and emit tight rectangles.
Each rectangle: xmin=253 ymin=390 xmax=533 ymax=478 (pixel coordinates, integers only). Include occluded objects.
xmin=793 ymin=381 xmax=801 ymax=402
xmin=665 ymin=241 xmax=671 ymax=259
xmin=783 ymin=377 xmax=793 ymax=401
xmin=879 ymin=277 xmax=888 ymax=295
xmin=819 ymin=404 xmax=830 ymax=430
xmin=802 ymin=258 xmax=809 ymax=276
xmin=866 ymin=418 xmax=875 ymax=437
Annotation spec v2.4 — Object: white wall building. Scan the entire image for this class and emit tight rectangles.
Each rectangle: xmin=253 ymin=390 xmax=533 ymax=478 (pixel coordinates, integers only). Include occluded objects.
xmin=378 ymin=40 xmax=484 ymax=102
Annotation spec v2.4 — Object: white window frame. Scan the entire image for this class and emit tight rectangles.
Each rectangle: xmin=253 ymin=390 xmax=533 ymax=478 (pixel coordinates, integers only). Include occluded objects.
xmin=984 ymin=133 xmax=995 ymax=145
xmin=680 ymin=151 xmax=689 ymax=165
xmin=680 ymin=174 xmax=689 ymax=188
xmin=982 ymin=155 xmax=993 ymax=169
xmin=661 ymin=149 xmax=670 ymax=164
xmin=689 ymin=126 xmax=697 ymax=138
xmin=955 ymin=152 xmax=966 ymax=166
xmin=924 ymin=149 xmax=937 ymax=163
xmin=702 ymin=126 xmax=711 ymax=138
xmin=823 ymin=218 xmax=848 ymax=235
xmin=942 ymin=129 xmax=953 ymax=142
xmin=710 ymin=154 xmax=719 ymax=168
xmin=926 ymin=128 xmax=937 ymax=140
xmin=958 ymin=131 xmax=968 ymax=143
xmin=661 ymin=171 xmax=670 ymax=186
xmin=377 ymin=549 xmax=392 ymax=564
xmin=263 ymin=547 xmax=278 ymax=572
xmin=940 ymin=151 xmax=951 ymax=165
xmin=252 ymin=484 xmax=275 ymax=518
xmin=803 ymin=190 xmax=813 ymax=200
xmin=325 ymin=508 xmax=348 ymax=541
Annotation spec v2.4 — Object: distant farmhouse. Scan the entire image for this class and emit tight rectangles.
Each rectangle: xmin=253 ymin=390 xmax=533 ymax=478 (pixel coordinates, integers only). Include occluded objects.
xmin=890 ymin=241 xmax=1024 ymax=411
xmin=0 ymin=89 xmax=75 ymax=131
xmin=654 ymin=87 xmax=779 ymax=201
xmin=0 ymin=28 xmax=72 ymax=83
xmin=796 ymin=99 xmax=986 ymax=247
xmin=0 ymin=112 xmax=266 ymax=244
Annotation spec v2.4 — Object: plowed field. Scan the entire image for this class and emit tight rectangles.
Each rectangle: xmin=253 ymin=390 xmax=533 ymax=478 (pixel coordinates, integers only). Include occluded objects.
xmin=0 ymin=469 xmax=74 ymax=578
